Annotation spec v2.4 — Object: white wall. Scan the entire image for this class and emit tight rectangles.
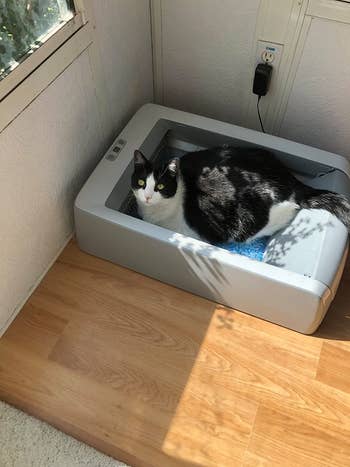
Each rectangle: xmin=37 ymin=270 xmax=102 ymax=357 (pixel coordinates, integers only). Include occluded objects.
xmin=155 ymin=0 xmax=350 ymax=161
xmin=92 ymin=0 xmax=154 ymax=142
xmin=159 ymin=0 xmax=260 ymax=126
xmin=0 ymin=0 xmax=153 ymax=333
xmin=279 ymin=17 xmax=350 ymax=159
xmin=154 ymin=0 xmax=307 ymax=133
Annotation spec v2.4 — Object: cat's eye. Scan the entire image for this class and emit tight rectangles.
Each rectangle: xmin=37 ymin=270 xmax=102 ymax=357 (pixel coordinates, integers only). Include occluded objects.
xmin=157 ymin=183 xmax=165 ymax=190
xmin=138 ymin=179 xmax=145 ymax=187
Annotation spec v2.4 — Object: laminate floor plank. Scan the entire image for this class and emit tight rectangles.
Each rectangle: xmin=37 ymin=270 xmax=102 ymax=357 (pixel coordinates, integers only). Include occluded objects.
xmin=1 ymin=240 xmax=350 ymax=466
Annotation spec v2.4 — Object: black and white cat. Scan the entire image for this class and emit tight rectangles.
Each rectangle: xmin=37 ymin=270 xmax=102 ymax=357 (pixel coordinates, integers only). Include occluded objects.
xmin=132 ymin=146 xmax=350 ymax=243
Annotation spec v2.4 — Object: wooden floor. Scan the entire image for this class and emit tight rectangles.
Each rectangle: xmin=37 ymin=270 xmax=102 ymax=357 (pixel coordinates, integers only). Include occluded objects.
xmin=1 ymin=241 xmax=350 ymax=466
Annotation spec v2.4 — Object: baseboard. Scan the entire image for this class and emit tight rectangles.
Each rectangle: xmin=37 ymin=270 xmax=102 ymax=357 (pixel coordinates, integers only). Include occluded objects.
xmin=0 ymin=232 xmax=74 ymax=338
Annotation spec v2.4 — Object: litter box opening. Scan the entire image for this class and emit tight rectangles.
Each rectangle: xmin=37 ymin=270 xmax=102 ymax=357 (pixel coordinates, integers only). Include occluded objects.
xmin=102 ymin=118 xmax=348 ymax=283
xmin=105 ymin=118 xmax=346 ymax=216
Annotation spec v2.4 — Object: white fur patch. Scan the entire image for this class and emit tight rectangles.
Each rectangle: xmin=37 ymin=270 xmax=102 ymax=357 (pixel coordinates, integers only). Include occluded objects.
xmin=249 ymin=200 xmax=299 ymax=240
xmin=168 ymin=160 xmax=177 ymax=174
xmin=134 ymin=174 xmax=162 ymax=206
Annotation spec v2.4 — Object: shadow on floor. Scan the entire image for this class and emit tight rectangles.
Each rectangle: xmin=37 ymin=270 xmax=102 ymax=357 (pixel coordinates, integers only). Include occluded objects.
xmin=0 ymin=241 xmax=251 ymax=467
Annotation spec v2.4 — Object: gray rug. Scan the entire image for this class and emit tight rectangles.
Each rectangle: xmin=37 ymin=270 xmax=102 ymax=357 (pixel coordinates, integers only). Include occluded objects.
xmin=0 ymin=401 xmax=129 ymax=467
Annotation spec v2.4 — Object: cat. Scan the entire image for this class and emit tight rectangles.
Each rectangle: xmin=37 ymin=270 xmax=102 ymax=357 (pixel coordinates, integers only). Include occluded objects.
xmin=131 ymin=146 xmax=350 ymax=244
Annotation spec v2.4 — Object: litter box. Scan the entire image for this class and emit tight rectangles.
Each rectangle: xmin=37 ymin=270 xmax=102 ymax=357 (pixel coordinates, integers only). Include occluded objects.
xmin=74 ymin=104 xmax=350 ymax=334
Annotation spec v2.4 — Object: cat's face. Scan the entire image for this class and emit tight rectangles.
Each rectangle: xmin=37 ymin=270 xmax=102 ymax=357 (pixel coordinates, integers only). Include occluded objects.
xmin=132 ymin=150 xmax=178 ymax=206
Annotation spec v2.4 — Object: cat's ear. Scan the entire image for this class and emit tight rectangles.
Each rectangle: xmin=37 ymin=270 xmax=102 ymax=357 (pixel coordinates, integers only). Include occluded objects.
xmin=134 ymin=150 xmax=149 ymax=167
xmin=168 ymin=158 xmax=179 ymax=177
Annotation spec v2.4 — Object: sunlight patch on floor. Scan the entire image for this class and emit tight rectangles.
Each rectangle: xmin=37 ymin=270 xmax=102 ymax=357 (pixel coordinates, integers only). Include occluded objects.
xmin=161 ymin=305 xmax=258 ymax=466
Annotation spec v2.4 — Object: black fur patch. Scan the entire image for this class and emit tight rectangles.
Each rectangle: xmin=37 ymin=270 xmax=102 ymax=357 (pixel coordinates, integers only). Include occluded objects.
xmin=179 ymin=147 xmax=296 ymax=242
xmin=132 ymin=151 xmax=178 ymax=198
xmin=131 ymin=150 xmax=152 ymax=191
xmin=153 ymin=159 xmax=178 ymax=198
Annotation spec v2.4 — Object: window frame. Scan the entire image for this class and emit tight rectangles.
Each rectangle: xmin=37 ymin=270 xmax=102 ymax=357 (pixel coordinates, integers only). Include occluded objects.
xmin=0 ymin=0 xmax=93 ymax=133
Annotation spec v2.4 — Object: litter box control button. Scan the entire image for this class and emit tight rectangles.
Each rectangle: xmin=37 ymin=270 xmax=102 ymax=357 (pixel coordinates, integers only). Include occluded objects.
xmin=117 ymin=139 xmax=126 ymax=146
xmin=113 ymin=146 xmax=121 ymax=153
xmin=106 ymin=153 xmax=117 ymax=161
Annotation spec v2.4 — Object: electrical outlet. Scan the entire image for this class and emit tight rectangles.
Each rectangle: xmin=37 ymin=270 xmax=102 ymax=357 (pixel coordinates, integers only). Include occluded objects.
xmin=256 ymin=41 xmax=283 ymax=68
xmin=250 ymin=41 xmax=284 ymax=132
xmin=261 ymin=50 xmax=274 ymax=63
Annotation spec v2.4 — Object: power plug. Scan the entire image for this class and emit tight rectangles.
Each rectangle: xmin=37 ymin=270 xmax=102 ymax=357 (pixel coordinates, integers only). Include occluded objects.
xmin=253 ymin=63 xmax=273 ymax=97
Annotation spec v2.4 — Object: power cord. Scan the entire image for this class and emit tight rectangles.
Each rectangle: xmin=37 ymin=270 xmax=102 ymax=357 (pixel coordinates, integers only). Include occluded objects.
xmin=256 ymin=96 xmax=265 ymax=133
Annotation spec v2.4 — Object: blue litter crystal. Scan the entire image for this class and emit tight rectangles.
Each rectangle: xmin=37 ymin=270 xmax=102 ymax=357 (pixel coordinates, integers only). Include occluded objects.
xmin=219 ymin=237 xmax=270 ymax=262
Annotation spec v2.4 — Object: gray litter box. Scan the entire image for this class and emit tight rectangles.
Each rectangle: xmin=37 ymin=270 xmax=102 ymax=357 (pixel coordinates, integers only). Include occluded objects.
xmin=75 ymin=104 xmax=350 ymax=334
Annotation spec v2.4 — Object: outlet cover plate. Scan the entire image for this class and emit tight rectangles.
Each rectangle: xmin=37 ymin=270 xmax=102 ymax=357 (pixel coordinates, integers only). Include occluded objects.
xmin=256 ymin=41 xmax=283 ymax=68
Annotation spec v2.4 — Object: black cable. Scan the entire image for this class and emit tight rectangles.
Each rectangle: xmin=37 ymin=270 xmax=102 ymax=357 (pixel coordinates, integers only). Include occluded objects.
xmin=257 ymin=95 xmax=265 ymax=133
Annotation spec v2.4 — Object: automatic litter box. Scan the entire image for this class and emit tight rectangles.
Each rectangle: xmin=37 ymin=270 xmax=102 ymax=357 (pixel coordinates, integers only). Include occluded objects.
xmin=75 ymin=104 xmax=350 ymax=334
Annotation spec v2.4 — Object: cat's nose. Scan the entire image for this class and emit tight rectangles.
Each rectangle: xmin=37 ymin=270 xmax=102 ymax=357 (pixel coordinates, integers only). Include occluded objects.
xmin=145 ymin=195 xmax=152 ymax=203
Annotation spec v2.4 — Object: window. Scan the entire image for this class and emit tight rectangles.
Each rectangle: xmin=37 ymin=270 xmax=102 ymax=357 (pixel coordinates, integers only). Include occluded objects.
xmin=0 ymin=0 xmax=92 ymax=132
xmin=0 ymin=0 xmax=88 ymax=102
xmin=0 ymin=1 xmax=76 ymax=80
